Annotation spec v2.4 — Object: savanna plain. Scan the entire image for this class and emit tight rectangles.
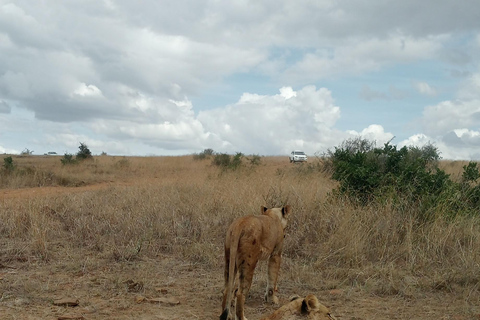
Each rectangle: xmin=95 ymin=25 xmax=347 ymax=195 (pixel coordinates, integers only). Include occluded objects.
xmin=0 ymin=155 xmax=479 ymax=319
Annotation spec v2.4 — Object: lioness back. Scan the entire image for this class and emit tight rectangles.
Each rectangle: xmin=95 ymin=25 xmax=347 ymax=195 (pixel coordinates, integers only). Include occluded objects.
xmin=225 ymin=214 xmax=285 ymax=261
xmin=221 ymin=205 xmax=292 ymax=320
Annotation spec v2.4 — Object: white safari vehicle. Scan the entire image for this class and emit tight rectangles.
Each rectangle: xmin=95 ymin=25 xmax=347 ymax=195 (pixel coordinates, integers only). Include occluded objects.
xmin=289 ymin=150 xmax=307 ymax=163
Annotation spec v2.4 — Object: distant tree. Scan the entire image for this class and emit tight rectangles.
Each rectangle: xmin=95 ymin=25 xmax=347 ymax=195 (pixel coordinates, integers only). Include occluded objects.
xmin=60 ymin=153 xmax=77 ymax=165
xmin=76 ymin=142 xmax=92 ymax=160
xmin=193 ymin=148 xmax=215 ymax=160
xmin=3 ymin=156 xmax=15 ymax=172
xmin=21 ymin=148 xmax=34 ymax=155
xmin=203 ymin=148 xmax=214 ymax=156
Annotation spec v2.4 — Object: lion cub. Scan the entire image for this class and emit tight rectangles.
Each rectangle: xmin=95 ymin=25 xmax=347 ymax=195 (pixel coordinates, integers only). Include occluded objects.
xmin=260 ymin=294 xmax=337 ymax=320
xmin=220 ymin=205 xmax=292 ymax=320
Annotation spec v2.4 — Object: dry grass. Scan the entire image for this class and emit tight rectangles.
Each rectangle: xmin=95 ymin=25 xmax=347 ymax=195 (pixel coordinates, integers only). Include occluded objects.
xmin=1 ymin=155 xmax=479 ymax=318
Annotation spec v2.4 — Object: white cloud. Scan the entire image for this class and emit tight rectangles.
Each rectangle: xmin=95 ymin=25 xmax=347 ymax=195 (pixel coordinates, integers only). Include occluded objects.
xmin=0 ymin=145 xmax=18 ymax=154
xmin=458 ymin=74 xmax=480 ymax=100
xmin=198 ymin=86 xmax=341 ymax=154
xmin=399 ymin=133 xmax=431 ymax=148
xmin=88 ymin=95 xmax=213 ymax=151
xmin=400 ymin=131 xmax=480 ymax=160
xmin=280 ymin=34 xmax=444 ymax=82
xmin=346 ymin=124 xmax=394 ymax=145
xmin=422 ymin=99 xmax=480 ymax=136
xmin=73 ymin=83 xmax=102 ymax=97
xmin=42 ymin=132 xmax=133 ymax=156
xmin=198 ymin=86 xmax=394 ymax=155
xmin=414 ymin=81 xmax=437 ymax=96
xmin=1 ymin=1 xmax=480 ymax=158
xmin=405 ymin=73 xmax=480 ymax=160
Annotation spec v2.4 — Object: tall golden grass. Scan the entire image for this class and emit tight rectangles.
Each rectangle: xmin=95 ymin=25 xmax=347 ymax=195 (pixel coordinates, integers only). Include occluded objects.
xmin=1 ymin=154 xmax=479 ymax=301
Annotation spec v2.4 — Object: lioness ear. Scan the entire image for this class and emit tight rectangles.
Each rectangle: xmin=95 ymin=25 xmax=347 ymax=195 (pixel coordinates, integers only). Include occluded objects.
xmin=261 ymin=206 xmax=268 ymax=214
xmin=282 ymin=205 xmax=292 ymax=217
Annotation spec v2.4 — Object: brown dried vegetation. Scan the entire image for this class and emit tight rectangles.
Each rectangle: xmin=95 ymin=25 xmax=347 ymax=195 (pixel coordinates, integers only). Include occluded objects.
xmin=0 ymin=155 xmax=479 ymax=319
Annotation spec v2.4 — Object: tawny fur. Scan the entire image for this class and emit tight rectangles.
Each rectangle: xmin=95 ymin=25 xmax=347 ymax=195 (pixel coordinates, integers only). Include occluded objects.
xmin=220 ymin=205 xmax=292 ymax=320
xmin=260 ymin=294 xmax=337 ymax=320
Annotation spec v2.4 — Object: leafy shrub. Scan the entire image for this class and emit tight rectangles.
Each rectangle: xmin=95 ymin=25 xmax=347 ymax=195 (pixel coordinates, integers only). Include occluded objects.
xmin=462 ymin=162 xmax=480 ymax=183
xmin=211 ymin=152 xmax=265 ymax=171
xmin=231 ymin=152 xmax=243 ymax=169
xmin=3 ymin=156 xmax=15 ymax=172
xmin=61 ymin=153 xmax=77 ymax=165
xmin=247 ymin=154 xmax=262 ymax=166
xmin=212 ymin=153 xmax=232 ymax=168
xmin=76 ymin=142 xmax=92 ymax=160
xmin=211 ymin=152 xmax=247 ymax=170
xmin=325 ymin=138 xmax=480 ymax=218
xmin=203 ymin=148 xmax=214 ymax=156
xmin=193 ymin=148 xmax=215 ymax=161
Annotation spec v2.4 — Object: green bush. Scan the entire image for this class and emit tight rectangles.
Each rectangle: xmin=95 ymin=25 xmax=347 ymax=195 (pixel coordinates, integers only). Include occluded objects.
xmin=212 ymin=153 xmax=232 ymax=168
xmin=462 ymin=162 xmax=480 ymax=183
xmin=325 ymin=138 xmax=479 ymax=218
xmin=231 ymin=152 xmax=243 ymax=169
xmin=211 ymin=152 xmax=247 ymax=170
xmin=3 ymin=156 xmax=15 ymax=172
xmin=247 ymin=154 xmax=262 ymax=166
xmin=60 ymin=153 xmax=77 ymax=165
xmin=76 ymin=142 xmax=92 ymax=160
xmin=193 ymin=148 xmax=215 ymax=161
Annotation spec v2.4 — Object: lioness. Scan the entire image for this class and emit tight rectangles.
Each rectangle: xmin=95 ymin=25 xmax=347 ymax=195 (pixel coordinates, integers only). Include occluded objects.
xmin=220 ymin=205 xmax=292 ymax=320
xmin=260 ymin=294 xmax=337 ymax=320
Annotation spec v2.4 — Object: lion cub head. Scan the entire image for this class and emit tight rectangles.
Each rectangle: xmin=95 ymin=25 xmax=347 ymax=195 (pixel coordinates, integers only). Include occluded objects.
xmin=260 ymin=294 xmax=336 ymax=320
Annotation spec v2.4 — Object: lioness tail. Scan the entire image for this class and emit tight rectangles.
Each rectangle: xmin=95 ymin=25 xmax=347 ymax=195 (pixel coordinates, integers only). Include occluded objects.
xmin=220 ymin=228 xmax=242 ymax=320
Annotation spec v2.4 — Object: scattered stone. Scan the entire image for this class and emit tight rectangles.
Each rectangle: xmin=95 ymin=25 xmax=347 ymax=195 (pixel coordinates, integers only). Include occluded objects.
xmin=53 ymin=299 xmax=80 ymax=307
xmin=57 ymin=315 xmax=85 ymax=320
xmin=146 ymin=297 xmax=180 ymax=305
xmin=14 ymin=298 xmax=31 ymax=306
xmin=135 ymin=295 xmax=180 ymax=306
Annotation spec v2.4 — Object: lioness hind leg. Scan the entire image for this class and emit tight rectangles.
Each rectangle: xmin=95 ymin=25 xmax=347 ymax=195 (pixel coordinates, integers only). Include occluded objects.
xmin=236 ymin=262 xmax=256 ymax=320
xmin=265 ymin=254 xmax=281 ymax=304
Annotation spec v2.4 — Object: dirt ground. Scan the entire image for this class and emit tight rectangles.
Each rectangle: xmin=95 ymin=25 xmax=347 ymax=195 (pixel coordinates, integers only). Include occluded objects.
xmin=1 ymin=184 xmax=479 ymax=320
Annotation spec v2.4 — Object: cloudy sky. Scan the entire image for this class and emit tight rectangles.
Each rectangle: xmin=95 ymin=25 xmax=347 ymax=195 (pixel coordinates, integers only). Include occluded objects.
xmin=1 ymin=1 xmax=480 ymax=159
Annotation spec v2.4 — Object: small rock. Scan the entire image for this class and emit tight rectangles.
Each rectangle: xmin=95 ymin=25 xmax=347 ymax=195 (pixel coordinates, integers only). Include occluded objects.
xmin=14 ymin=298 xmax=30 ymax=306
xmin=57 ymin=315 xmax=85 ymax=320
xmin=53 ymin=299 xmax=79 ymax=307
